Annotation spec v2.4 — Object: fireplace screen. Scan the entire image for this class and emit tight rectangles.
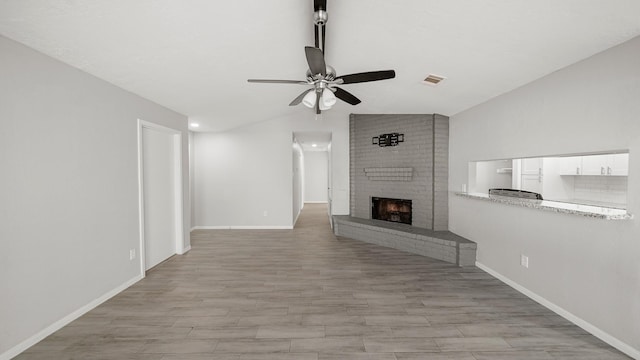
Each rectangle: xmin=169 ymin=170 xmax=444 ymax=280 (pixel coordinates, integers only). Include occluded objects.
xmin=371 ymin=197 xmax=412 ymax=225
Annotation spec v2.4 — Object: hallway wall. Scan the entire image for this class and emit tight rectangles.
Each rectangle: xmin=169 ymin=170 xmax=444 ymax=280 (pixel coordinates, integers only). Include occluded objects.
xmin=304 ymin=151 xmax=328 ymax=203
xmin=0 ymin=35 xmax=189 ymax=358
xmin=192 ymin=111 xmax=349 ymax=229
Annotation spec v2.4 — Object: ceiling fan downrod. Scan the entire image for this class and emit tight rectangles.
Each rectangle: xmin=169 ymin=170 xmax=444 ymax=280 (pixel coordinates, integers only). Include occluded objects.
xmin=313 ymin=0 xmax=328 ymax=53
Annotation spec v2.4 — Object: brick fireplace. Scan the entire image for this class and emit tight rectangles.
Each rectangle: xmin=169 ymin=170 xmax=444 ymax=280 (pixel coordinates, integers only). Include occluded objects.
xmin=336 ymin=113 xmax=475 ymax=266
xmin=349 ymin=114 xmax=449 ymax=230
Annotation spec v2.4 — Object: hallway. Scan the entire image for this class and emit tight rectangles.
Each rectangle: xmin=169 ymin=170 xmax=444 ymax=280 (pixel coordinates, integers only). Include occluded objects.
xmin=17 ymin=204 xmax=629 ymax=359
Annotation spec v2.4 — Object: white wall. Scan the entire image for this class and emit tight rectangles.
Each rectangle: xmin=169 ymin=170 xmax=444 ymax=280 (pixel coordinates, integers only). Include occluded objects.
xmin=304 ymin=151 xmax=328 ymax=203
xmin=0 ymin=36 xmax=189 ymax=357
xmin=292 ymin=141 xmax=304 ymax=224
xmin=190 ymin=131 xmax=196 ymax=229
xmin=193 ymin=111 xmax=349 ymax=229
xmin=449 ymin=36 xmax=640 ymax=357
xmin=192 ymin=121 xmax=294 ymax=228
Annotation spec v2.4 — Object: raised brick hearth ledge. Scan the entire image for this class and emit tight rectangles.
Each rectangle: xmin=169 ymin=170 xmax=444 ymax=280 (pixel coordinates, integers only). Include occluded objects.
xmin=333 ymin=215 xmax=477 ymax=267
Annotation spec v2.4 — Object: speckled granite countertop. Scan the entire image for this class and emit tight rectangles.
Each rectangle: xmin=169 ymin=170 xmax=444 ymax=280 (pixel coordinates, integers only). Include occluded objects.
xmin=456 ymin=192 xmax=632 ymax=220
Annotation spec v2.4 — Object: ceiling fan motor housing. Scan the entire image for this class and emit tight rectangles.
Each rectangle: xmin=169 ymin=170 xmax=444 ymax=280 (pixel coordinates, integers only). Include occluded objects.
xmin=306 ymin=65 xmax=335 ymax=81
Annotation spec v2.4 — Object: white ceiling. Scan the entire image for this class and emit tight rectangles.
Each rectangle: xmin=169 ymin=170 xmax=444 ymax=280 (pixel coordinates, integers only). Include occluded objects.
xmin=2 ymin=1 xmax=640 ymax=132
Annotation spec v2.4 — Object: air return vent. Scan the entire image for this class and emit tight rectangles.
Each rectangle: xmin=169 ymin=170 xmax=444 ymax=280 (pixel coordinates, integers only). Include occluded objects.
xmin=423 ymin=74 xmax=445 ymax=85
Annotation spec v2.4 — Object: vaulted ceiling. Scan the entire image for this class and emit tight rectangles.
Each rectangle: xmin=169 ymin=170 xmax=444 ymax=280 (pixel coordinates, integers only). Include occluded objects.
xmin=2 ymin=1 xmax=640 ymax=132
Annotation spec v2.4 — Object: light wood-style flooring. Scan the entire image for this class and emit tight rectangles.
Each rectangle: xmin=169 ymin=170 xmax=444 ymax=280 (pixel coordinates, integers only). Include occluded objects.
xmin=17 ymin=204 xmax=630 ymax=359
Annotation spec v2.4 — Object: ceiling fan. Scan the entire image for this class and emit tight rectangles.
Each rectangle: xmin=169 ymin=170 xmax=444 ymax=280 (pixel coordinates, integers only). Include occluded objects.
xmin=247 ymin=0 xmax=396 ymax=115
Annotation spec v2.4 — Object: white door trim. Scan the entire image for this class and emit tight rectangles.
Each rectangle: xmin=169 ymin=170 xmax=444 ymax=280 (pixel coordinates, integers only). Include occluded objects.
xmin=137 ymin=119 xmax=185 ymax=277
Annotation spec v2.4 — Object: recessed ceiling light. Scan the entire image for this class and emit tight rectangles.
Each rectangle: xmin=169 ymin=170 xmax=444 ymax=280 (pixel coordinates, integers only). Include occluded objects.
xmin=422 ymin=74 xmax=446 ymax=85
xmin=190 ymin=123 xmax=200 ymax=128
xmin=312 ymin=144 xmax=318 ymax=147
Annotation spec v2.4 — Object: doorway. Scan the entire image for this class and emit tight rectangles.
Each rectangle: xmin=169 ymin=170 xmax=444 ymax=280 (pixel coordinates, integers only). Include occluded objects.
xmin=292 ymin=131 xmax=332 ymax=227
xmin=137 ymin=120 xmax=184 ymax=274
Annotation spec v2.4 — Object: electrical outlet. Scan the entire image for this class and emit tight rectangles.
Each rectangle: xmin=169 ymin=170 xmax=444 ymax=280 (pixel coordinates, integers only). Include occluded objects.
xmin=263 ymin=211 xmax=268 ymax=217
xmin=129 ymin=249 xmax=136 ymax=261
xmin=520 ymin=254 xmax=529 ymax=268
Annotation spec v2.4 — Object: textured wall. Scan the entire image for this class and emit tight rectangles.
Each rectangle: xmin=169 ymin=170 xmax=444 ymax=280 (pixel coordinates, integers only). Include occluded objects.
xmin=433 ymin=114 xmax=450 ymax=230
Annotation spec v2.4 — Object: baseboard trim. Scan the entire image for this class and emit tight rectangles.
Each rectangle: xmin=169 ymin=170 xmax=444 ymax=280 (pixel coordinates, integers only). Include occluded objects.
xmin=178 ymin=245 xmax=191 ymax=254
xmin=476 ymin=261 xmax=640 ymax=359
xmin=293 ymin=205 xmax=303 ymax=226
xmin=191 ymin=225 xmax=294 ymax=230
xmin=0 ymin=274 xmax=143 ymax=360
xmin=304 ymin=201 xmax=328 ymax=204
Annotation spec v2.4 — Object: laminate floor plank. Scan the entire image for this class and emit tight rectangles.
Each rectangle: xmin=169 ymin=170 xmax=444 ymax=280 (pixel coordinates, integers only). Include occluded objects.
xmin=15 ymin=204 xmax=631 ymax=359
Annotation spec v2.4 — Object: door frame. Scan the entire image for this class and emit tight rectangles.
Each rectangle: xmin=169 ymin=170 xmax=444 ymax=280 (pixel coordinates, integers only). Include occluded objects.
xmin=137 ymin=119 xmax=185 ymax=276
xmin=327 ymin=135 xmax=333 ymax=228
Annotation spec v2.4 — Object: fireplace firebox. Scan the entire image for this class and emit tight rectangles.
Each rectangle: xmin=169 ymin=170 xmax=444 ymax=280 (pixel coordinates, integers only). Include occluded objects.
xmin=371 ymin=197 xmax=412 ymax=225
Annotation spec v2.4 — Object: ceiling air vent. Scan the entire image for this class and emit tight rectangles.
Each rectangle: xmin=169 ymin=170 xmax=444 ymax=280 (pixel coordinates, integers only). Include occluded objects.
xmin=423 ymin=74 xmax=445 ymax=85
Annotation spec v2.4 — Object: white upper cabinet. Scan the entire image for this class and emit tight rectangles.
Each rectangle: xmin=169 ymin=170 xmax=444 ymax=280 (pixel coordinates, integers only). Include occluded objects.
xmin=581 ymin=155 xmax=607 ymax=175
xmin=559 ymin=156 xmax=583 ymax=175
xmin=560 ymin=153 xmax=628 ymax=176
xmin=608 ymin=153 xmax=629 ymax=176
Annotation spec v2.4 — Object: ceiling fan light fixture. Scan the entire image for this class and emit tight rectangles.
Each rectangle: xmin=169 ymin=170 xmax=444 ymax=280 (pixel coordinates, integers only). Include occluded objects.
xmin=321 ymin=88 xmax=337 ymax=108
xmin=302 ymin=90 xmax=317 ymax=108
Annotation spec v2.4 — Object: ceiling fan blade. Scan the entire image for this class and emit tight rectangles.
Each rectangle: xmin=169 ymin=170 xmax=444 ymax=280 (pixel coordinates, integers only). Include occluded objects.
xmin=314 ymin=0 xmax=327 ymax=11
xmin=316 ymin=92 xmax=321 ymax=114
xmin=289 ymin=89 xmax=314 ymax=106
xmin=336 ymin=70 xmax=396 ymax=84
xmin=305 ymin=46 xmax=326 ymax=76
xmin=248 ymin=79 xmax=308 ymax=84
xmin=333 ymin=87 xmax=361 ymax=105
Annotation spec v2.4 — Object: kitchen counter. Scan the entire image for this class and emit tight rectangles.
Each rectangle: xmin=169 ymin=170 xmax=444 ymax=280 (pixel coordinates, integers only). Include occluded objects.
xmin=456 ymin=192 xmax=632 ymax=220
